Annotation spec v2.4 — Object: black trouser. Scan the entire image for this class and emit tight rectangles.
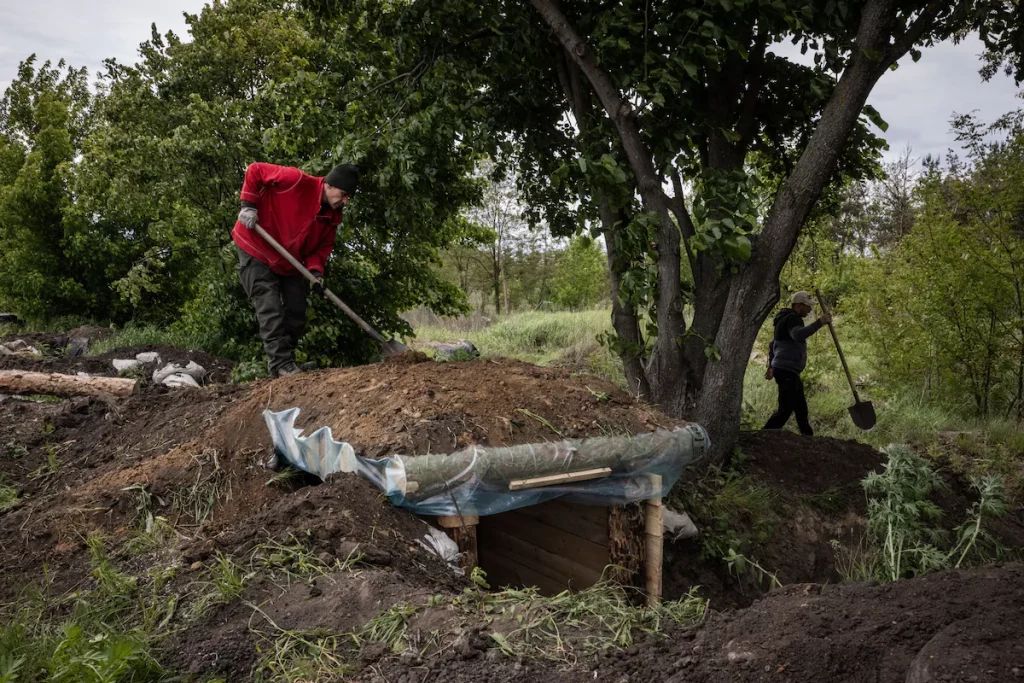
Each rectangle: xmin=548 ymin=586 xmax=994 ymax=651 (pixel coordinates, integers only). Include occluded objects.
xmin=764 ymin=368 xmax=813 ymax=436
xmin=236 ymin=246 xmax=308 ymax=375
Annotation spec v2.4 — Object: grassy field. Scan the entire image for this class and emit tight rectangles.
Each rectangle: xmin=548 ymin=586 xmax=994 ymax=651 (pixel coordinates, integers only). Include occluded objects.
xmin=410 ymin=309 xmax=623 ymax=384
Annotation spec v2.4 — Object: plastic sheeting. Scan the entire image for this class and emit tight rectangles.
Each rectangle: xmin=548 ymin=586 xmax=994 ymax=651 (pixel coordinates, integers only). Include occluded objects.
xmin=264 ymin=407 xmax=710 ymax=517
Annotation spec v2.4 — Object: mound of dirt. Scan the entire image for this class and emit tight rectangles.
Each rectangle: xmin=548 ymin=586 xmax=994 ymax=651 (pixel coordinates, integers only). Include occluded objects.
xmin=222 ymin=357 xmax=678 ymax=460
xmin=603 ymin=563 xmax=1024 ymax=683
xmin=737 ymin=430 xmax=886 ymax=505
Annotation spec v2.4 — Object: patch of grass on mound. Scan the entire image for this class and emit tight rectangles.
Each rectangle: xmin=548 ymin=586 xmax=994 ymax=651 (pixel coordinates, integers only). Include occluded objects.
xmin=0 ymin=536 xmax=174 ymax=682
xmin=452 ymin=568 xmax=708 ymax=662
xmin=248 ymin=567 xmax=708 ymax=679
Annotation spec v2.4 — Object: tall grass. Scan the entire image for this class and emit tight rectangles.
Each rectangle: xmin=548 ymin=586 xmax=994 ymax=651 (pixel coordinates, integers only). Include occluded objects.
xmin=86 ymin=325 xmax=222 ymax=357
xmin=412 ymin=310 xmax=623 ymax=383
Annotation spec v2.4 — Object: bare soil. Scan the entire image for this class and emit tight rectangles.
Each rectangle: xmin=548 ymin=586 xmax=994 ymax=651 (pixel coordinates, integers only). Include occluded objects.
xmin=2 ymin=350 xmax=1023 ymax=682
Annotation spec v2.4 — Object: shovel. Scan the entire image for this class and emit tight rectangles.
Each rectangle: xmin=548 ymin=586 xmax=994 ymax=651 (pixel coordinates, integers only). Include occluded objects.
xmin=254 ymin=224 xmax=410 ymax=357
xmin=815 ymin=289 xmax=876 ymax=431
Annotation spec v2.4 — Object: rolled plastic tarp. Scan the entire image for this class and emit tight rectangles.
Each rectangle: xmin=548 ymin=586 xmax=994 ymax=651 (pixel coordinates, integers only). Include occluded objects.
xmin=263 ymin=408 xmax=709 ymax=517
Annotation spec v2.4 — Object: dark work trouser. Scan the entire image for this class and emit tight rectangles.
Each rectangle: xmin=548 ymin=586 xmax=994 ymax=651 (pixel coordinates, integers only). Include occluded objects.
xmin=236 ymin=246 xmax=308 ymax=375
xmin=763 ymin=368 xmax=813 ymax=436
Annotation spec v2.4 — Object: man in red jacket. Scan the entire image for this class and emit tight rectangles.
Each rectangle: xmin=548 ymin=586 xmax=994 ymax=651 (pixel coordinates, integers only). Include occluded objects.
xmin=232 ymin=162 xmax=359 ymax=377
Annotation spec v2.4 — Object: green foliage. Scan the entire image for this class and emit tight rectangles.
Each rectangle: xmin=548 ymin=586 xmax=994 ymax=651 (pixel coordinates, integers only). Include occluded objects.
xmin=678 ymin=463 xmax=776 ymax=563
xmin=549 ymin=236 xmax=609 ymax=310
xmin=851 ymin=445 xmax=1010 ymax=583
xmin=414 ymin=310 xmax=614 ymax=370
xmin=0 ymin=539 xmax=171 ymax=683
xmin=0 ymin=473 xmax=19 ymax=511
xmin=849 ymin=117 xmax=1024 ymax=418
xmin=231 ymin=360 xmax=271 ymax=383
xmin=455 ymin=571 xmax=708 ymax=661
xmin=1 ymin=0 xmax=488 ymax=363
xmin=0 ymin=56 xmax=127 ymax=321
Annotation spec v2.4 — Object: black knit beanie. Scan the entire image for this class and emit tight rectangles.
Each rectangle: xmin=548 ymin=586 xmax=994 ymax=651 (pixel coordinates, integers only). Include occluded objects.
xmin=324 ymin=164 xmax=359 ymax=194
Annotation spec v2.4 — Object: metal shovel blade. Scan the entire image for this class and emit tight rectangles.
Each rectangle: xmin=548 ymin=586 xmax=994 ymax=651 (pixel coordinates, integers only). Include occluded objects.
xmin=848 ymin=400 xmax=877 ymax=431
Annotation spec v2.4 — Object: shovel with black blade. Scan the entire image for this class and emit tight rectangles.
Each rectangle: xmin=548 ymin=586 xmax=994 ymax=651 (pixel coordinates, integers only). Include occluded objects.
xmin=254 ymin=224 xmax=410 ymax=357
xmin=815 ymin=289 xmax=876 ymax=431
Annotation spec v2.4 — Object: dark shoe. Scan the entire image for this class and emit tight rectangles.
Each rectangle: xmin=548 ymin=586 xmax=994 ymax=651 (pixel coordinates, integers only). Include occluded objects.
xmin=299 ymin=361 xmax=318 ymax=371
xmin=275 ymin=361 xmax=303 ymax=377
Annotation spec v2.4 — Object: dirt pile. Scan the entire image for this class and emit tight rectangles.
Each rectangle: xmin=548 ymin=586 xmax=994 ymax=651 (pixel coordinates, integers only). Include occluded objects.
xmin=222 ymin=356 xmax=679 ymax=458
xmin=1 ymin=357 xmax=679 ymax=600
xmin=600 ymin=563 xmax=1024 ymax=683
xmin=4 ymin=351 xmax=1023 ymax=683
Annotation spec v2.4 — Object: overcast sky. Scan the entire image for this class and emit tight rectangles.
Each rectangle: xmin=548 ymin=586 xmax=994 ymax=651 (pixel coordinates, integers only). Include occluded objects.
xmin=2 ymin=1 xmax=1021 ymax=165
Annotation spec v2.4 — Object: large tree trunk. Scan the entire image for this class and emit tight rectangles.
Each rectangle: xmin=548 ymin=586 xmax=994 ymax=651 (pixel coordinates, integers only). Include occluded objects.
xmin=531 ymin=0 xmax=915 ymax=463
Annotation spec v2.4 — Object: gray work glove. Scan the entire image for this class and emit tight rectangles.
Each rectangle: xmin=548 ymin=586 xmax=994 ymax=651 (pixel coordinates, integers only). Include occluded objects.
xmin=310 ymin=271 xmax=326 ymax=298
xmin=238 ymin=206 xmax=258 ymax=230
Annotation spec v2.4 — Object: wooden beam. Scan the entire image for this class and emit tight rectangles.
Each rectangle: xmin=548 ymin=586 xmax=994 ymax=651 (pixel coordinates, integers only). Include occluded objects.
xmin=645 ymin=475 xmax=664 ymax=608
xmin=0 ymin=370 xmax=137 ymax=398
xmin=508 ymin=467 xmax=612 ymax=490
xmin=436 ymin=515 xmax=479 ymax=571
xmin=436 ymin=515 xmax=479 ymax=529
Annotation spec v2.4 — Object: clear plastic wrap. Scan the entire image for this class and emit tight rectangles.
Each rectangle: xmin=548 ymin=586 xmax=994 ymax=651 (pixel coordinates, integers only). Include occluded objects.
xmin=264 ymin=408 xmax=709 ymax=516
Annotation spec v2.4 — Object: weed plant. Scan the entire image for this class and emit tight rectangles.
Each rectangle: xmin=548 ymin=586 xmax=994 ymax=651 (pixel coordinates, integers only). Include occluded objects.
xmin=838 ymin=445 xmax=1009 ymax=582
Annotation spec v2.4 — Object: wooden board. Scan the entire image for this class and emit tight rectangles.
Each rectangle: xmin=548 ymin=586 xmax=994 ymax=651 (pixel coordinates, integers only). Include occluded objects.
xmin=511 ymin=500 xmax=609 ymax=545
xmin=478 ymin=544 xmax=568 ymax=595
xmin=509 ymin=467 xmax=612 ymax=490
xmin=478 ymin=524 xmax=603 ymax=589
xmin=484 ymin=509 xmax=609 ymax=571
xmin=476 ymin=501 xmax=613 ymax=595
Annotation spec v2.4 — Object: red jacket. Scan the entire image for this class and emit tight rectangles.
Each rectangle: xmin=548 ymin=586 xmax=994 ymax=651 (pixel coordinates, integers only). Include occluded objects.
xmin=231 ymin=162 xmax=343 ymax=276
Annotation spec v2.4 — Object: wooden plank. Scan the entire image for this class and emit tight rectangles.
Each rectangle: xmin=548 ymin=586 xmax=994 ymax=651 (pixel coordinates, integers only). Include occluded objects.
xmin=478 ymin=544 xmax=569 ymax=595
xmin=514 ymin=499 xmax=610 ymax=527
xmin=512 ymin=501 xmax=609 ymax=546
xmin=478 ymin=524 xmax=604 ymax=589
xmin=645 ymin=475 xmax=664 ymax=608
xmin=509 ymin=467 xmax=612 ymax=491
xmin=607 ymin=503 xmax=646 ymax=600
xmin=484 ymin=510 xmax=609 ymax=571
xmin=436 ymin=515 xmax=479 ymax=529
xmin=448 ymin=524 xmax=478 ymax=571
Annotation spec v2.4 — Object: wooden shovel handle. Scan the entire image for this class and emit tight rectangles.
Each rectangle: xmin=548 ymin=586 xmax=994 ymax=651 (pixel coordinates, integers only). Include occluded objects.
xmin=815 ymin=289 xmax=860 ymax=403
xmin=253 ymin=224 xmax=391 ymax=346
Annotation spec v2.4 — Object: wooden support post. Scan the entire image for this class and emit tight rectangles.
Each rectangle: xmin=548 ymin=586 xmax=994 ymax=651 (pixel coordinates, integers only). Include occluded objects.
xmin=644 ymin=475 xmax=664 ymax=608
xmin=0 ymin=369 xmax=137 ymax=398
xmin=437 ymin=515 xmax=479 ymax=571
xmin=607 ymin=503 xmax=646 ymax=603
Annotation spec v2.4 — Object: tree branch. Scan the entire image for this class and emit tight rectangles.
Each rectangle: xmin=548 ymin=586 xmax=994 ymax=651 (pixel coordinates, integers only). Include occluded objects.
xmin=530 ymin=0 xmax=686 ymax=380
xmin=886 ymin=0 xmax=955 ymax=65
xmin=736 ymin=27 xmax=769 ymax=153
xmin=758 ymin=0 xmax=898 ymax=276
xmin=528 ymin=0 xmax=668 ymax=209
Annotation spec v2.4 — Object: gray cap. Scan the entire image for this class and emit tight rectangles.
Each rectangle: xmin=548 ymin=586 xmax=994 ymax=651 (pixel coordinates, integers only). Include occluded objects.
xmin=791 ymin=291 xmax=816 ymax=307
